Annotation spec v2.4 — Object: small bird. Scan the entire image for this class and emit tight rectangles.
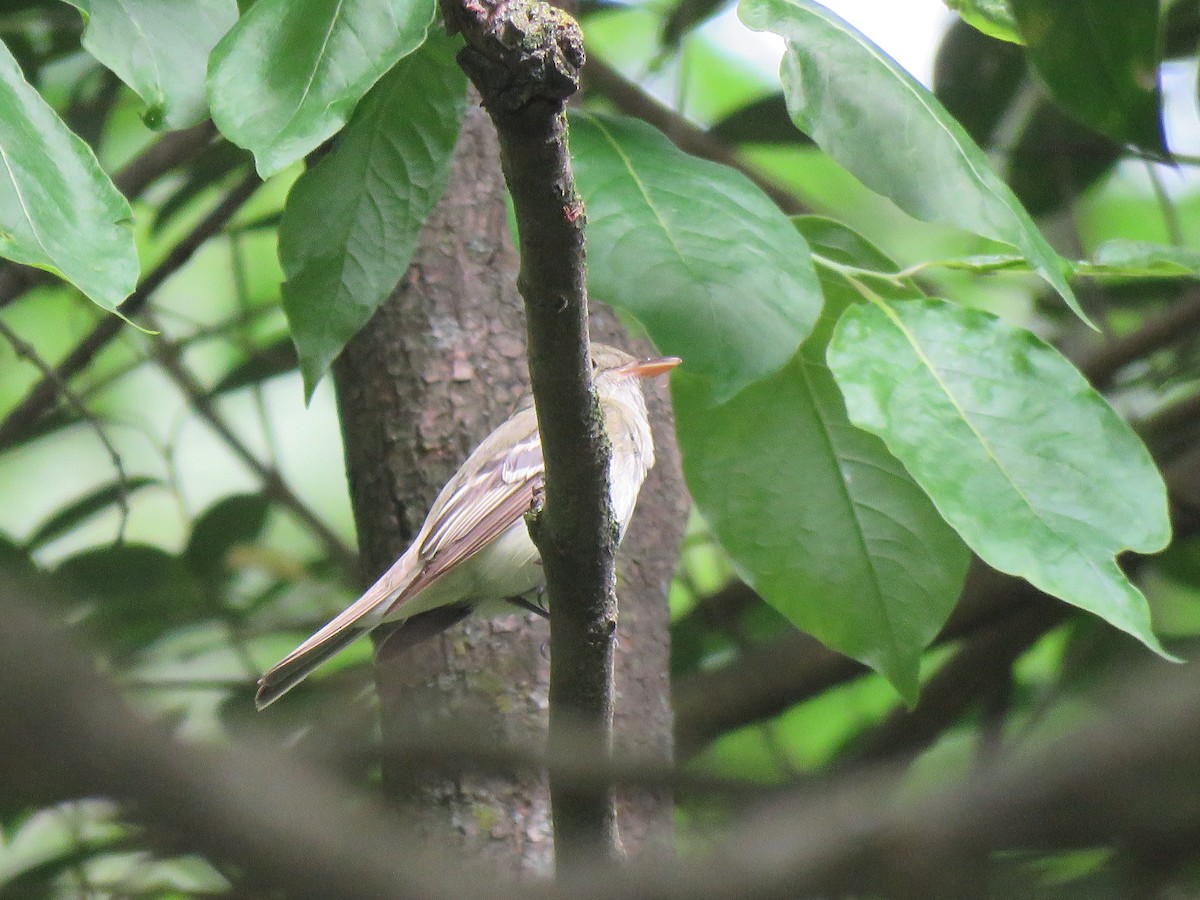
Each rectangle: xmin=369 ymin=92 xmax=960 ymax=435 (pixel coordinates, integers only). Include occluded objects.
xmin=255 ymin=344 xmax=680 ymax=709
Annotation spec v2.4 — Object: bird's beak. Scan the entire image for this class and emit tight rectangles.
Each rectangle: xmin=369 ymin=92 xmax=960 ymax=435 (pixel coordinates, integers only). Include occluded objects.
xmin=621 ymin=356 xmax=682 ymax=379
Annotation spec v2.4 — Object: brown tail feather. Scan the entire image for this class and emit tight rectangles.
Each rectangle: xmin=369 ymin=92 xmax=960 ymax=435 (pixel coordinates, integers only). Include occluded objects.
xmin=255 ymin=626 xmax=365 ymax=710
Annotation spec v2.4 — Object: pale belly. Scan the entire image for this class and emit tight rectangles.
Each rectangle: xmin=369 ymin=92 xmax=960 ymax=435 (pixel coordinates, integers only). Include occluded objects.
xmin=380 ymin=519 xmax=543 ymax=622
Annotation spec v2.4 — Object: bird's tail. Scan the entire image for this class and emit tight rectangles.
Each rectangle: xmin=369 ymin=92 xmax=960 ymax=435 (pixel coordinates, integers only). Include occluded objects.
xmin=254 ymin=625 xmax=365 ymax=710
xmin=255 ymin=552 xmax=417 ymax=710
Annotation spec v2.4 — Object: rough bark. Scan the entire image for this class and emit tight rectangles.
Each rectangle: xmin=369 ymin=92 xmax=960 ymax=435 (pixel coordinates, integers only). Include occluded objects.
xmin=332 ymin=97 xmax=683 ymax=871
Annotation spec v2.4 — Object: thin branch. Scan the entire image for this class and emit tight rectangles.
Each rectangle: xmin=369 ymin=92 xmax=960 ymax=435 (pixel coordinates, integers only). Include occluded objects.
xmin=0 ymin=173 xmax=261 ymax=451
xmin=0 ymin=576 xmax=511 ymax=900
xmin=1077 ymin=289 xmax=1200 ymax=390
xmin=0 ymin=318 xmax=135 ymax=542
xmin=442 ymin=0 xmax=621 ymax=867
xmin=147 ymin=321 xmax=356 ymax=575
xmin=836 ymin=601 xmax=1061 ymax=769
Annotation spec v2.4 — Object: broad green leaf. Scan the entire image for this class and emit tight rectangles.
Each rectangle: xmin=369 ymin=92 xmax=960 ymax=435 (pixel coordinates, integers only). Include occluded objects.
xmin=1083 ymin=239 xmax=1200 ymax=278
xmin=944 ymin=0 xmax=1023 ymax=44
xmin=211 ymin=336 xmax=299 ymax=396
xmin=208 ymin=0 xmax=436 ymax=178
xmin=0 ymin=40 xmax=137 ymax=311
xmin=278 ymin=32 xmax=467 ymax=397
xmin=24 ymin=477 xmax=159 ymax=551
xmin=53 ymin=545 xmax=206 ymax=652
xmin=739 ymin=0 xmax=1085 ymax=324
xmin=1010 ymin=0 xmax=1165 ymax=155
xmin=709 ymin=93 xmax=812 ymax=145
xmin=571 ymin=110 xmax=821 ymax=400
xmin=675 ymin=254 xmax=968 ymax=700
xmin=64 ymin=0 xmax=237 ymax=130
xmin=1005 ymin=102 xmax=1122 ymax=217
xmin=185 ymin=493 xmax=271 ymax=583
xmin=933 ymin=19 xmax=1026 ymax=146
xmin=827 ymin=298 xmax=1173 ymax=657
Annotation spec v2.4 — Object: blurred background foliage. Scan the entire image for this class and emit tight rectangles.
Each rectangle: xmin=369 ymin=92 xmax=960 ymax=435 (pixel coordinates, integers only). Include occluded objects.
xmin=2 ymin=0 xmax=1200 ymax=896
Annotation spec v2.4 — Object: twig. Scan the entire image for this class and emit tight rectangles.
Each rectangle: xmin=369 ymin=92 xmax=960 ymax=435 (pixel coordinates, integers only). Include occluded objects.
xmin=148 ymin=322 xmax=356 ymax=575
xmin=0 ymin=173 xmax=261 ymax=451
xmin=1077 ymin=289 xmax=1200 ymax=389
xmin=836 ymin=601 xmax=1060 ymax=769
xmin=442 ymin=0 xmax=621 ymax=867
xmin=0 ymin=318 xmax=135 ymax=542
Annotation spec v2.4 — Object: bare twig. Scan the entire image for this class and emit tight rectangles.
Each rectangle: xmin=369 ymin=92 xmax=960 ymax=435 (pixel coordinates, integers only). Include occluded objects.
xmin=442 ymin=0 xmax=621 ymax=866
xmin=1077 ymin=289 xmax=1200 ymax=389
xmin=0 ymin=319 xmax=135 ymax=542
xmin=147 ymin=322 xmax=356 ymax=575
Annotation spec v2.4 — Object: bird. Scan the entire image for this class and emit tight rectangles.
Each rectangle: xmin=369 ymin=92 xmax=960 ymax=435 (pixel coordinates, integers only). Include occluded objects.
xmin=255 ymin=344 xmax=681 ymax=709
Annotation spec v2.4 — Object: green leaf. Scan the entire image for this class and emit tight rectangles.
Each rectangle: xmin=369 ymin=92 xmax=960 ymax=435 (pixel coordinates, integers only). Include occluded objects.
xmin=0 ymin=40 xmax=138 ymax=311
xmin=709 ymin=92 xmax=812 ymax=145
xmin=675 ymin=260 xmax=969 ymax=700
xmin=571 ymin=110 xmax=822 ymax=400
xmin=944 ymin=0 xmax=1023 ymax=44
xmin=934 ymin=19 xmax=1026 ymax=146
xmin=211 ymin=336 xmax=299 ymax=396
xmin=24 ymin=477 xmax=159 ymax=551
xmin=208 ymin=0 xmax=436 ymax=178
xmin=1010 ymin=0 xmax=1166 ymax=155
xmin=739 ymin=0 xmax=1085 ymax=324
xmin=64 ymin=0 xmax=237 ymax=130
xmin=278 ymin=31 xmax=467 ymax=397
xmin=1083 ymin=239 xmax=1200 ymax=277
xmin=1005 ymin=102 xmax=1123 ymax=217
xmin=53 ymin=545 xmax=206 ymax=651
xmin=185 ymin=493 xmax=271 ymax=583
xmin=827 ymin=298 xmax=1173 ymax=658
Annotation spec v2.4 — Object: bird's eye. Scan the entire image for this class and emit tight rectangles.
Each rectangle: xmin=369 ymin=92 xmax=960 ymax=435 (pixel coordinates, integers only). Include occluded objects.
xmin=591 ymin=358 xmax=599 ymax=371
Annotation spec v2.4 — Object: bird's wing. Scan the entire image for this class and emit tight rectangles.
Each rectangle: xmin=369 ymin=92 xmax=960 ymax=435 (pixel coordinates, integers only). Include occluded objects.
xmin=383 ymin=426 xmax=545 ymax=615
xmin=257 ymin=422 xmax=544 ymax=707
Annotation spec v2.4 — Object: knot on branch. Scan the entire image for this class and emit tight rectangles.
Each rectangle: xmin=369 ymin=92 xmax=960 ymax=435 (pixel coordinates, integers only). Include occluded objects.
xmin=442 ymin=0 xmax=585 ymax=116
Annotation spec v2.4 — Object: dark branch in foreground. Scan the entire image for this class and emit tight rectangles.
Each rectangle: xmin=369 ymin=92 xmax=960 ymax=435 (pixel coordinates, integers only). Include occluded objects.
xmin=0 ymin=576 xmax=485 ymax=900
xmin=5 ymin=572 xmax=1200 ymax=899
xmin=441 ymin=0 xmax=621 ymax=867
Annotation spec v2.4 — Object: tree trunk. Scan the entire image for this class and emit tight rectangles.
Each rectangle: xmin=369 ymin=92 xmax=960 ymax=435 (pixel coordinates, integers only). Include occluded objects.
xmin=332 ymin=98 xmax=684 ymax=872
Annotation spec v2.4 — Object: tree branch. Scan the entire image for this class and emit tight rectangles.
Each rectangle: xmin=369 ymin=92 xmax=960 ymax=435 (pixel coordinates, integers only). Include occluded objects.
xmin=442 ymin=0 xmax=620 ymax=867
xmin=0 ymin=575 xmax=509 ymax=900
xmin=146 ymin=319 xmax=356 ymax=574
xmin=1077 ymin=288 xmax=1200 ymax=389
